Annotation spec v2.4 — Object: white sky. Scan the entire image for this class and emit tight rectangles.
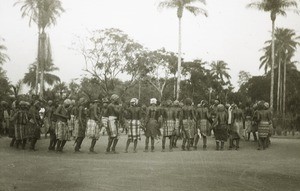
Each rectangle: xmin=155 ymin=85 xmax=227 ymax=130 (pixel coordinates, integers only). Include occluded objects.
xmin=0 ymin=0 xmax=299 ymax=91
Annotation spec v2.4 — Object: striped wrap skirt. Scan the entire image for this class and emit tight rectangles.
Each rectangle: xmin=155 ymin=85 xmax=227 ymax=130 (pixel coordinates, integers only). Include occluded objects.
xmin=107 ymin=116 xmax=119 ymax=138
xmin=86 ymin=119 xmax=100 ymax=140
xmin=162 ymin=120 xmax=175 ymax=137
xmin=55 ymin=121 xmax=69 ymax=141
xmin=258 ymin=121 xmax=270 ymax=138
xmin=199 ymin=119 xmax=209 ymax=137
xmin=127 ymin=119 xmax=141 ymax=141
xmin=182 ymin=119 xmax=196 ymax=139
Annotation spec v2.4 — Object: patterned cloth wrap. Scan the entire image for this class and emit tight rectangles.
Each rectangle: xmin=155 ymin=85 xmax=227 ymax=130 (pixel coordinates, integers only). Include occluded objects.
xmin=14 ymin=111 xmax=28 ymax=140
xmin=28 ymin=120 xmax=40 ymax=139
xmin=107 ymin=116 xmax=119 ymax=138
xmin=214 ymin=124 xmax=228 ymax=142
xmin=68 ymin=115 xmax=76 ymax=132
xmin=258 ymin=121 xmax=270 ymax=138
xmin=244 ymin=116 xmax=252 ymax=134
xmin=127 ymin=119 xmax=141 ymax=141
xmin=55 ymin=121 xmax=69 ymax=141
xmin=231 ymin=120 xmax=244 ymax=139
xmin=173 ymin=119 xmax=181 ymax=136
xmin=101 ymin=116 xmax=108 ymax=128
xmin=182 ymin=119 xmax=196 ymax=139
xmin=86 ymin=119 xmax=100 ymax=140
xmin=199 ymin=119 xmax=209 ymax=137
xmin=72 ymin=119 xmax=80 ymax=138
xmin=43 ymin=117 xmax=50 ymax=134
xmin=15 ymin=124 xmax=28 ymax=140
xmin=162 ymin=120 xmax=175 ymax=137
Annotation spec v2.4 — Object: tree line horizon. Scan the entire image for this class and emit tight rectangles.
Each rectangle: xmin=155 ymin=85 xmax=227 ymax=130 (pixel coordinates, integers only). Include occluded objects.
xmin=0 ymin=0 xmax=299 ymax=116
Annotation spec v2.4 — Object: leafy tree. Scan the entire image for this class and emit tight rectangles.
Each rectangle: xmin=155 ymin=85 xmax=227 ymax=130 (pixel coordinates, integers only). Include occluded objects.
xmin=247 ymin=0 xmax=299 ymax=110
xmin=237 ymin=71 xmax=252 ymax=88
xmin=158 ymin=0 xmax=207 ymax=99
xmin=0 ymin=78 xmax=12 ymax=102
xmin=239 ymin=75 xmax=270 ymax=103
xmin=76 ymin=28 xmax=147 ymax=96
xmin=142 ymin=48 xmax=175 ymax=101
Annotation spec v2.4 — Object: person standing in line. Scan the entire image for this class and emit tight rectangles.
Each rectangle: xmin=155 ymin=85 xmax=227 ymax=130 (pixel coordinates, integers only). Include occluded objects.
xmin=28 ymin=101 xmax=42 ymax=151
xmin=180 ymin=98 xmax=196 ymax=151
xmin=74 ymin=98 xmax=87 ymax=153
xmin=209 ymin=99 xmax=220 ymax=137
xmin=213 ymin=104 xmax=228 ymax=151
xmin=11 ymin=101 xmax=29 ymax=150
xmin=172 ymin=100 xmax=181 ymax=148
xmin=105 ymin=94 xmax=121 ymax=154
xmin=8 ymin=101 xmax=18 ymax=147
xmin=86 ymin=100 xmax=101 ymax=153
xmin=2 ymin=101 xmax=11 ymax=136
xmin=124 ymin=98 xmax=141 ymax=153
xmin=144 ymin=98 xmax=159 ymax=152
xmin=229 ymin=104 xmax=244 ymax=150
xmin=194 ymin=100 xmax=210 ymax=150
xmin=54 ymin=99 xmax=71 ymax=153
xmin=100 ymin=98 xmax=109 ymax=137
xmin=251 ymin=103 xmax=259 ymax=142
xmin=255 ymin=101 xmax=272 ymax=150
xmin=161 ymin=100 xmax=176 ymax=152
xmin=244 ymin=103 xmax=254 ymax=141
xmin=265 ymin=102 xmax=273 ymax=148
xmin=46 ymin=100 xmax=57 ymax=151
xmin=67 ymin=100 xmax=76 ymax=140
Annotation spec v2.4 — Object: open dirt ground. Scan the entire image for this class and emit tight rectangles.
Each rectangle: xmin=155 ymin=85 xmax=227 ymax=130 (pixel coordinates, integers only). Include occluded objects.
xmin=1 ymin=135 xmax=300 ymax=191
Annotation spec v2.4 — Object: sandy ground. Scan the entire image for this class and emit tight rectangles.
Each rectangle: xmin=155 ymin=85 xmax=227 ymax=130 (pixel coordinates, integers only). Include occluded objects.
xmin=0 ymin=135 xmax=300 ymax=191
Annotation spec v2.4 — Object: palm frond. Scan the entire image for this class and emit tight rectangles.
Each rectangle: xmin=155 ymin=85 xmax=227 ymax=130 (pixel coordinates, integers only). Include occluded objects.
xmin=185 ymin=6 xmax=208 ymax=16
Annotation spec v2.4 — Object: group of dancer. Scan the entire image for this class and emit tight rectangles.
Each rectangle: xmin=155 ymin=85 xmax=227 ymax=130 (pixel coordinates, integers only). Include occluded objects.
xmin=0 ymin=94 xmax=273 ymax=153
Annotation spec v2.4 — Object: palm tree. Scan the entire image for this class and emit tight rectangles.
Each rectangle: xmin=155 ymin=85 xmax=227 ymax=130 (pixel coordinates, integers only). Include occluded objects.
xmin=11 ymin=80 xmax=24 ymax=99
xmin=0 ymin=37 xmax=9 ymax=66
xmin=15 ymin=0 xmax=64 ymax=98
xmin=276 ymin=29 xmax=299 ymax=115
xmin=159 ymin=0 xmax=207 ymax=100
xmin=210 ymin=60 xmax=231 ymax=85
xmin=23 ymin=61 xmax=60 ymax=92
xmin=260 ymin=28 xmax=299 ymax=114
xmin=247 ymin=0 xmax=299 ymax=110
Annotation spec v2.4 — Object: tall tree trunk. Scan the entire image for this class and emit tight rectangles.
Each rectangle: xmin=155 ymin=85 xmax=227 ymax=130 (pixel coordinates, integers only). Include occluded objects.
xmin=283 ymin=55 xmax=287 ymax=117
xmin=174 ymin=74 xmax=176 ymax=100
xmin=276 ymin=58 xmax=281 ymax=114
xmin=270 ymin=19 xmax=275 ymax=111
xmin=280 ymin=74 xmax=283 ymax=113
xmin=36 ymin=34 xmax=41 ymax=95
xmin=176 ymin=17 xmax=182 ymax=100
xmin=39 ymin=31 xmax=47 ymax=99
xmin=138 ymin=79 xmax=141 ymax=100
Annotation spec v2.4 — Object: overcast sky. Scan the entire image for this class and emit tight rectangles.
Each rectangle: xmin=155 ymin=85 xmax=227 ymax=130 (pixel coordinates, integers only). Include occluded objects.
xmin=0 ymin=0 xmax=299 ymax=91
